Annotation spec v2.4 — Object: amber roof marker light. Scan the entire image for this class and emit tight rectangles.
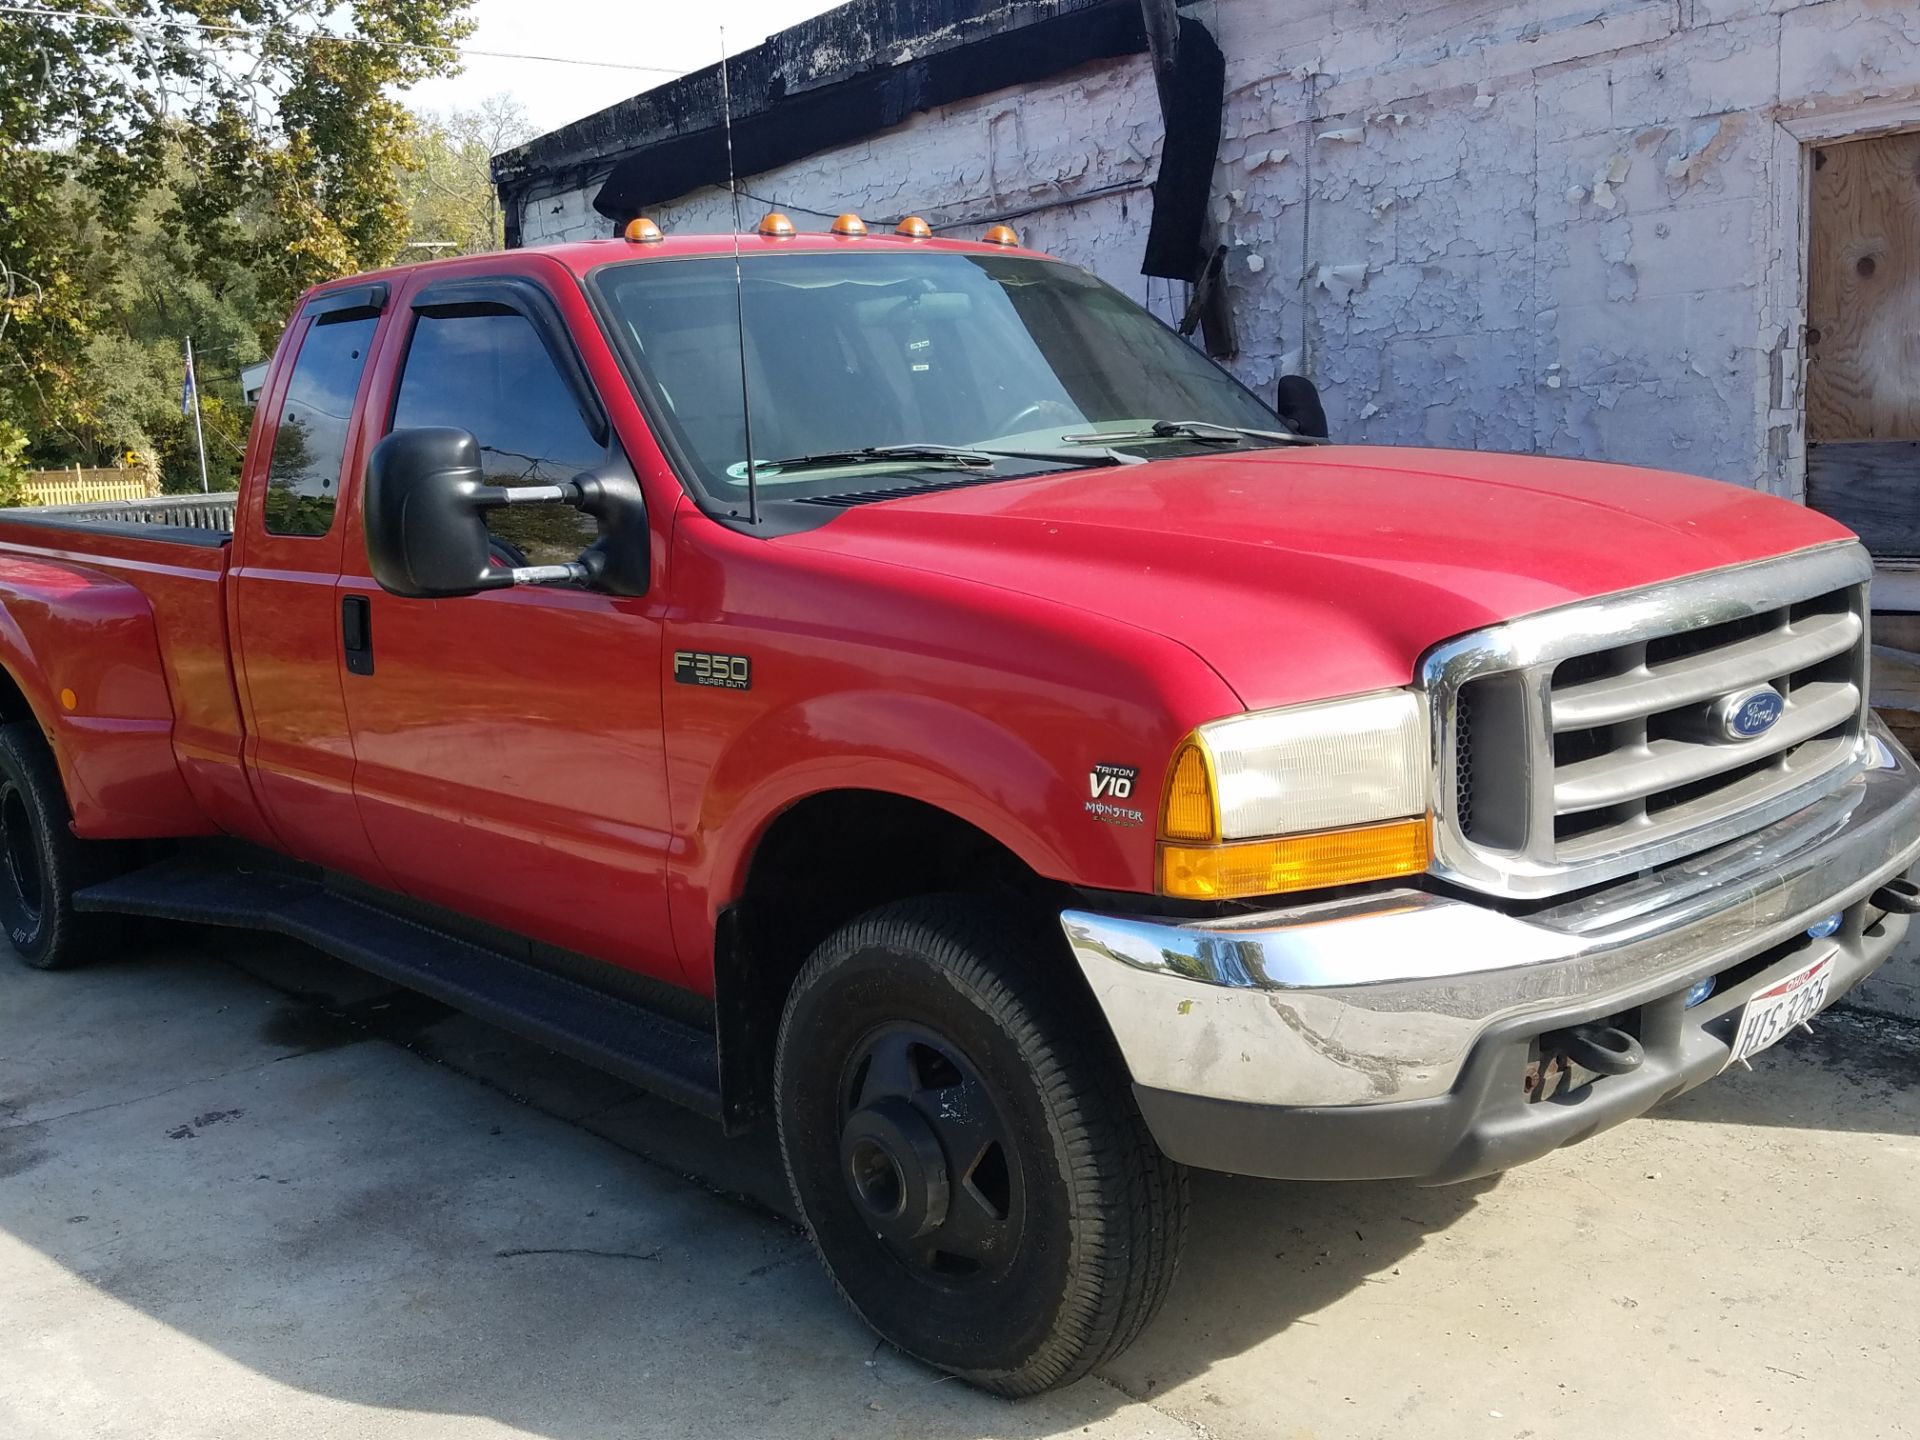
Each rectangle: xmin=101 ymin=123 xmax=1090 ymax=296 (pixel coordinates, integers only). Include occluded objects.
xmin=831 ymin=213 xmax=868 ymax=237
xmin=982 ymin=223 xmax=1020 ymax=247
xmin=895 ymin=216 xmax=933 ymax=239
xmin=622 ymin=217 xmax=663 ymax=243
xmin=757 ymin=211 xmax=797 ymax=238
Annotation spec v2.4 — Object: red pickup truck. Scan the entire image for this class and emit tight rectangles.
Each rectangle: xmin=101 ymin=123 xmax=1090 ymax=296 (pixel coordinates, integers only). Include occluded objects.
xmin=5 ymin=219 xmax=1919 ymax=1394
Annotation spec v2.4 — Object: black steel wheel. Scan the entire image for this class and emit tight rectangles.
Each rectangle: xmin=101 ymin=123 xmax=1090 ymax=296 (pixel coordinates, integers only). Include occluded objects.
xmin=0 ymin=721 xmax=120 ymax=970
xmin=775 ymin=896 xmax=1187 ymax=1395
xmin=836 ymin=1021 xmax=1027 ymax=1283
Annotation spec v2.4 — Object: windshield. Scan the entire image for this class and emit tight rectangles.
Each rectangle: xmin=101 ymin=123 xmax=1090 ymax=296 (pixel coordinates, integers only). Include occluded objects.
xmin=590 ymin=250 xmax=1290 ymax=503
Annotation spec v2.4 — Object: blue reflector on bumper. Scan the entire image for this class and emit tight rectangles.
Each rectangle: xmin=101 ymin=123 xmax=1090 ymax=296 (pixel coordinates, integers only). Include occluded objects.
xmin=1807 ymin=912 xmax=1843 ymax=939
xmin=1684 ymin=976 xmax=1716 ymax=1009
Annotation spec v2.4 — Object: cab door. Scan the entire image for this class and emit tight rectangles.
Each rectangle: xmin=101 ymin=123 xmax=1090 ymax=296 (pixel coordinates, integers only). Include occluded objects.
xmin=229 ymin=285 xmax=395 ymax=884
xmin=337 ymin=265 xmax=682 ymax=986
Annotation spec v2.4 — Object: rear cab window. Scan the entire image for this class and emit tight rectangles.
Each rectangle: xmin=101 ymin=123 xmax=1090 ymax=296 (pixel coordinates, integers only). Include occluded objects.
xmin=264 ymin=313 xmax=380 ymax=538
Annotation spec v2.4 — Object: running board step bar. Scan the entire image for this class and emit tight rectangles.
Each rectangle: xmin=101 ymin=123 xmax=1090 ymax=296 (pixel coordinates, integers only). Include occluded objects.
xmin=75 ymin=855 xmax=723 ymax=1119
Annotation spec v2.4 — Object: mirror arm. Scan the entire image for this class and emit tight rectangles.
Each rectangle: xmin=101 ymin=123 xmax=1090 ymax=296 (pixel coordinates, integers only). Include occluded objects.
xmin=569 ymin=471 xmax=651 ymax=597
xmin=508 ymin=561 xmax=594 ymax=587
xmin=484 ymin=482 xmax=583 ymax=508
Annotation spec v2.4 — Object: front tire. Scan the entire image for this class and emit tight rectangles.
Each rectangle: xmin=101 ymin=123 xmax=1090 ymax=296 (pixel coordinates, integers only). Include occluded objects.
xmin=774 ymin=897 xmax=1187 ymax=1395
xmin=0 ymin=721 xmax=119 ymax=970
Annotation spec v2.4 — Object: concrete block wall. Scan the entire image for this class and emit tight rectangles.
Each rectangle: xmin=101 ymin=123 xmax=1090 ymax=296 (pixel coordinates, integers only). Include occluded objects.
xmin=516 ymin=0 xmax=1920 ymax=493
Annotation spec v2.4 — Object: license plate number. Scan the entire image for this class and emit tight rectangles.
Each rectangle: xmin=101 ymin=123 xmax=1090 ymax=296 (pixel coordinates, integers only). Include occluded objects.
xmin=1724 ymin=951 xmax=1834 ymax=1070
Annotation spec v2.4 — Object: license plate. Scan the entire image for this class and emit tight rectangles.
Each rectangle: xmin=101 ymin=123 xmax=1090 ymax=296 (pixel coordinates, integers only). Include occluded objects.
xmin=1724 ymin=950 xmax=1835 ymax=1070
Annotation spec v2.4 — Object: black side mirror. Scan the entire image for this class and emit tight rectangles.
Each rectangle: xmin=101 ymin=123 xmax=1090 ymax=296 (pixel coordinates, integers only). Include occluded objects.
xmin=1275 ymin=374 xmax=1329 ymax=439
xmin=365 ymin=428 xmax=512 ymax=599
xmin=365 ymin=426 xmax=649 ymax=599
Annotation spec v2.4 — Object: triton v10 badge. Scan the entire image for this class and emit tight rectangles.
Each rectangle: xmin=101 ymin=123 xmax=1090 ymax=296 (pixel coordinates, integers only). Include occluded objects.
xmin=1085 ymin=762 xmax=1145 ymax=827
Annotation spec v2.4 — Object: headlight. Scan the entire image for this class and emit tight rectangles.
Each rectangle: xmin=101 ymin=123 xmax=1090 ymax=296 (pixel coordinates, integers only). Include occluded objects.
xmin=1159 ymin=690 xmax=1432 ymax=899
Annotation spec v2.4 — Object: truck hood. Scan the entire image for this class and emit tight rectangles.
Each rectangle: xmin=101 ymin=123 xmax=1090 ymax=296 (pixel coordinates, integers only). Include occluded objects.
xmin=784 ymin=446 xmax=1858 ymax=710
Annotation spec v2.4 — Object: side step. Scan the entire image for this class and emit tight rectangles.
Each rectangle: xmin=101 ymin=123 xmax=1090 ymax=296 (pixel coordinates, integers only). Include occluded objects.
xmin=75 ymin=854 xmax=724 ymax=1119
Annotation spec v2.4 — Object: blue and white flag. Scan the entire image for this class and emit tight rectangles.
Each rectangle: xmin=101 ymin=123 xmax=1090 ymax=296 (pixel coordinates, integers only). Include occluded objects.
xmin=180 ymin=349 xmax=196 ymax=416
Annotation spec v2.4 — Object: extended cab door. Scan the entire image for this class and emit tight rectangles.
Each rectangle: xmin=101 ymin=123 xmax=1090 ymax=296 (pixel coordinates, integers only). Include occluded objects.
xmin=336 ymin=262 xmax=682 ymax=986
xmin=229 ymin=284 xmax=396 ymax=883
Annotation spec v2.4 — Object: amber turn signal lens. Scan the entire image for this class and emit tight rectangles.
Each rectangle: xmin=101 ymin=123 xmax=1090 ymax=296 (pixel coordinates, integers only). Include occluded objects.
xmin=982 ymin=223 xmax=1020 ymax=246
xmin=622 ymin=217 xmax=663 ymax=243
xmin=757 ymin=212 xmax=797 ymax=237
xmin=1161 ymin=742 xmax=1218 ymax=843
xmin=895 ymin=215 xmax=932 ymax=238
xmin=830 ymin=212 xmax=868 ymax=236
xmin=1158 ymin=818 xmax=1431 ymax=900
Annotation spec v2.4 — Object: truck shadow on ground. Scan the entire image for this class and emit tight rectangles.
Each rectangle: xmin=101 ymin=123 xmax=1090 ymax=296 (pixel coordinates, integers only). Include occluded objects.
xmin=0 ymin=931 xmax=1504 ymax=1437
xmin=10 ymin=929 xmax=1910 ymax=1436
xmin=218 ymin=934 xmax=1504 ymax=1417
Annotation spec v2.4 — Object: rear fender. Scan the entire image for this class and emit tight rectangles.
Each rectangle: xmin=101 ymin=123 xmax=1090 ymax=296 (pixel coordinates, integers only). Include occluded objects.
xmin=0 ymin=555 xmax=204 ymax=836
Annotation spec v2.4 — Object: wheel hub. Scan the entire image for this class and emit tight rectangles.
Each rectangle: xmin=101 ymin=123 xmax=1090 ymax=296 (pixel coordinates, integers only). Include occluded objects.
xmin=840 ymin=1096 xmax=950 ymax=1241
xmin=836 ymin=1023 xmax=1023 ymax=1281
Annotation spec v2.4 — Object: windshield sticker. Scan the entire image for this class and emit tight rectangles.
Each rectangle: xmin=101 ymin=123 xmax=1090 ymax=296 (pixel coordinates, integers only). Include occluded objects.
xmin=1086 ymin=763 xmax=1145 ymax=827
xmin=674 ymin=650 xmax=752 ymax=690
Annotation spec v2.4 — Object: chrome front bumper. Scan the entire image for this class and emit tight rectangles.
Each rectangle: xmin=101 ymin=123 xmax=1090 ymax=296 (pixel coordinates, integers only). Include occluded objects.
xmin=1062 ymin=725 xmax=1920 ymax=1181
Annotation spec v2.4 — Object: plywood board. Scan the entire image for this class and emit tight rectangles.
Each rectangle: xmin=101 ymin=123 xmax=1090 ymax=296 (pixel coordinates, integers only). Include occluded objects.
xmin=1806 ymin=440 xmax=1920 ymax=557
xmin=1806 ymin=131 xmax=1920 ymax=442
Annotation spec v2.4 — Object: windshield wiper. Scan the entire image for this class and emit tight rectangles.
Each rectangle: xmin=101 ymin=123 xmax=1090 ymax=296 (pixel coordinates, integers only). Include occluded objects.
xmin=1062 ymin=419 xmax=1324 ymax=447
xmin=981 ymin=444 xmax=1145 ymax=467
xmin=747 ymin=441 xmax=1144 ymax=476
xmin=750 ymin=444 xmax=998 ymax=475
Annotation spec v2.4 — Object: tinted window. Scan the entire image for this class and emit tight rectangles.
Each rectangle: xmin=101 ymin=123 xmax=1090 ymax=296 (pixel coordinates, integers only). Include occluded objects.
xmin=390 ymin=309 xmax=621 ymax=565
xmin=265 ymin=315 xmax=377 ymax=537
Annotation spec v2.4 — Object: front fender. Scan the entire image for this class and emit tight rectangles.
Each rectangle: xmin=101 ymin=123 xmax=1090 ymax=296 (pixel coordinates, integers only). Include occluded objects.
xmin=661 ymin=504 xmax=1248 ymax=980
xmin=701 ymin=689 xmax=1107 ymax=904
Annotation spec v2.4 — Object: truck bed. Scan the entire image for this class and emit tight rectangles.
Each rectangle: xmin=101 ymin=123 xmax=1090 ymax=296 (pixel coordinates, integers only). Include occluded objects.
xmin=0 ymin=503 xmax=244 ymax=839
xmin=0 ymin=492 xmax=237 ymax=546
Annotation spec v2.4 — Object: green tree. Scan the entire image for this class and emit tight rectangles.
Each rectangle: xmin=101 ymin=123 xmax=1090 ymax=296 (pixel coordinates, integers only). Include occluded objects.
xmin=1 ymin=0 xmax=474 ymax=460
xmin=0 ymin=420 xmax=30 ymax=507
xmin=402 ymin=96 xmax=537 ymax=256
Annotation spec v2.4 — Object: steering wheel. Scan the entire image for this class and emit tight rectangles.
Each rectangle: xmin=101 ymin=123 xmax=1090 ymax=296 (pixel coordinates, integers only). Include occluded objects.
xmin=990 ymin=398 xmax=1079 ymax=437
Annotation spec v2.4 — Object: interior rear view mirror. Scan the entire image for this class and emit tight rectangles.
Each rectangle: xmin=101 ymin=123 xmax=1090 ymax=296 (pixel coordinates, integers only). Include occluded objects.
xmin=1275 ymin=374 xmax=1329 ymax=439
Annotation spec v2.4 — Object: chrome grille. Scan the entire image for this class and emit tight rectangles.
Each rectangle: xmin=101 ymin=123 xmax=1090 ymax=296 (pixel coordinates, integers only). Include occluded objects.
xmin=1421 ymin=544 xmax=1873 ymax=899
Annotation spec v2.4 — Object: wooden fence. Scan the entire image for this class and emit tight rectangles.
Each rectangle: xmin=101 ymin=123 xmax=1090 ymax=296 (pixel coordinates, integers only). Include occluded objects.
xmin=22 ymin=468 xmax=162 ymax=507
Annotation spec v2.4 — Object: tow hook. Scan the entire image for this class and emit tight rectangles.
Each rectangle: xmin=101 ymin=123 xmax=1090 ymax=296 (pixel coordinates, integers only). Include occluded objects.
xmin=1871 ymin=878 xmax=1920 ymax=915
xmin=1560 ymin=1024 xmax=1644 ymax=1077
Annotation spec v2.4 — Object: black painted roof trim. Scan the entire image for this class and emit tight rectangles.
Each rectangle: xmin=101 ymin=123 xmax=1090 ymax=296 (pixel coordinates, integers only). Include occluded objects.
xmin=492 ymin=0 xmax=1156 ymax=234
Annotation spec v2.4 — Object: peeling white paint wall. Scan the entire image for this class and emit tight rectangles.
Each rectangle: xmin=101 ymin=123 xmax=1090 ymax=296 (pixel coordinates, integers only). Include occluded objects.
xmin=514 ymin=0 xmax=1920 ymax=490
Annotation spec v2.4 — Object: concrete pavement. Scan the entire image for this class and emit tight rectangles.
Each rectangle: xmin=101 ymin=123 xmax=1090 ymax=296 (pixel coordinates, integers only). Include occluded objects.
xmin=2 ymin=920 xmax=1917 ymax=1439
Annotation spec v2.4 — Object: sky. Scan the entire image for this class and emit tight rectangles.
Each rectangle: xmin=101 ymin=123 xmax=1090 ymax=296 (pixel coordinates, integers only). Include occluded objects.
xmin=407 ymin=0 xmax=849 ymax=135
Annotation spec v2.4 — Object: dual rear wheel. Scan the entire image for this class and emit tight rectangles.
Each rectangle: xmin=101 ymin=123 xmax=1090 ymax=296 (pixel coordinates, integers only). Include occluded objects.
xmin=0 ymin=721 xmax=117 ymax=970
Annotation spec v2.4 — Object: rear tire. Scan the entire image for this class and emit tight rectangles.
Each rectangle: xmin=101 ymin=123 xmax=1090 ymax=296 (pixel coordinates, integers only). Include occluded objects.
xmin=0 ymin=721 xmax=119 ymax=970
xmin=774 ymin=896 xmax=1187 ymax=1396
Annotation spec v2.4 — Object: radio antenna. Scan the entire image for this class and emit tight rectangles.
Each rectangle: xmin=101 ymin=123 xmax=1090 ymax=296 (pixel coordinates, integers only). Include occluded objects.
xmin=719 ymin=27 xmax=760 ymax=526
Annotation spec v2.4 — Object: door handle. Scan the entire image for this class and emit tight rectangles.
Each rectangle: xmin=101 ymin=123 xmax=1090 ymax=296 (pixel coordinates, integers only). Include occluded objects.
xmin=342 ymin=594 xmax=374 ymax=676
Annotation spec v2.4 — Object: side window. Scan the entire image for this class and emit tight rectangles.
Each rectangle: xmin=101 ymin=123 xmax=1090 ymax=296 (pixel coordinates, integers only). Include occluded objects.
xmin=265 ymin=314 xmax=378 ymax=538
xmin=390 ymin=309 xmax=622 ymax=566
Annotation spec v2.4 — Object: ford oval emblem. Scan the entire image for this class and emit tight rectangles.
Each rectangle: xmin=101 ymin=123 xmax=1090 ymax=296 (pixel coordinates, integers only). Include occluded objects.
xmin=1714 ymin=684 xmax=1786 ymax=742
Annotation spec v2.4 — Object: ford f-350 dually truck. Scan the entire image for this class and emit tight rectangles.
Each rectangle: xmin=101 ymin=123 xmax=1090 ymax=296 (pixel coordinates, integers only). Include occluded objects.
xmin=3 ymin=217 xmax=1917 ymax=1395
